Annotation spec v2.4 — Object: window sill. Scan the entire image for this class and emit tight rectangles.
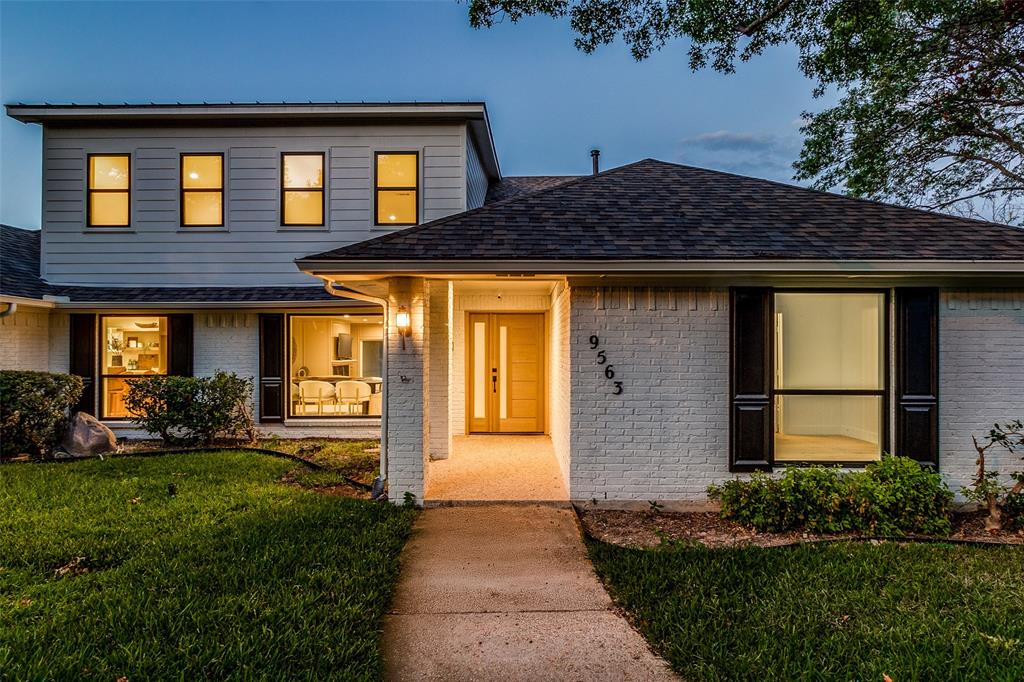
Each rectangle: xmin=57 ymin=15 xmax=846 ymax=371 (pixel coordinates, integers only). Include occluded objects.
xmin=371 ymin=225 xmax=417 ymax=232
xmin=278 ymin=226 xmax=329 ymax=232
xmin=83 ymin=227 xmax=135 ymax=234
xmin=177 ymin=227 xmax=228 ymax=233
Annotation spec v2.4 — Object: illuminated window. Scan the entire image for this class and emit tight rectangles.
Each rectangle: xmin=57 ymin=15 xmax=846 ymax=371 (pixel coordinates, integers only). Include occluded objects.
xmin=774 ymin=292 xmax=886 ymax=463
xmin=375 ymin=152 xmax=418 ymax=225
xmin=101 ymin=316 xmax=168 ymax=419
xmin=181 ymin=154 xmax=224 ymax=227
xmin=87 ymin=155 xmax=130 ymax=227
xmin=281 ymin=153 xmax=324 ymax=226
xmin=288 ymin=314 xmax=384 ymax=417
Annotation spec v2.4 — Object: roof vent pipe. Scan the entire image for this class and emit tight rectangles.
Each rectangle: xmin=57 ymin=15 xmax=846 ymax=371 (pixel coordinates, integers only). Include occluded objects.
xmin=590 ymin=149 xmax=600 ymax=175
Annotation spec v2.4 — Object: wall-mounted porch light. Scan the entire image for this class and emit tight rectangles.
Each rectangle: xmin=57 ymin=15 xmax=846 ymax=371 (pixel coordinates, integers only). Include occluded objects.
xmin=396 ymin=307 xmax=412 ymax=349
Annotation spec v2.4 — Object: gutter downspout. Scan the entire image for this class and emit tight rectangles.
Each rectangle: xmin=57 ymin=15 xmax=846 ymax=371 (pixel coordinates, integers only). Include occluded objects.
xmin=322 ymin=279 xmax=389 ymax=499
xmin=0 ymin=303 xmax=17 ymax=318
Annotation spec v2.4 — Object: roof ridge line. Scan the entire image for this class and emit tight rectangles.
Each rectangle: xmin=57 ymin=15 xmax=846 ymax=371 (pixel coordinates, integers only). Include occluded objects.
xmin=647 ymin=158 xmax=1013 ymax=231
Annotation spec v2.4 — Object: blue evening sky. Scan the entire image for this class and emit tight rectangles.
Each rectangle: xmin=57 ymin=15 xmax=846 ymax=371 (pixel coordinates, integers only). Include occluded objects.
xmin=0 ymin=0 xmax=824 ymax=228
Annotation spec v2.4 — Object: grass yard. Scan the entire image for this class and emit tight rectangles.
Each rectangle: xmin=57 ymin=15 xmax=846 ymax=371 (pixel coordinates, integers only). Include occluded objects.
xmin=0 ymin=451 xmax=416 ymax=680
xmin=589 ymin=539 xmax=1024 ymax=681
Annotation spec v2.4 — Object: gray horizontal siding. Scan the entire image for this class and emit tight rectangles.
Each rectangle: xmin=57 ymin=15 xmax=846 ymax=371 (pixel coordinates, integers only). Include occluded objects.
xmin=466 ymin=135 xmax=489 ymax=209
xmin=41 ymin=124 xmax=470 ymax=285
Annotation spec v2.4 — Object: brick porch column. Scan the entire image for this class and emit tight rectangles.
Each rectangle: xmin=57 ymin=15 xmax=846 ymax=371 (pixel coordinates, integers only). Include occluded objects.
xmin=386 ymin=276 xmax=429 ymax=503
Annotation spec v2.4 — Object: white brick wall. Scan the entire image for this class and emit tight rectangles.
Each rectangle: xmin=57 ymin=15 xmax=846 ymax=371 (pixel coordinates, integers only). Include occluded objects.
xmin=427 ymin=281 xmax=450 ymax=460
xmin=386 ymin=277 xmax=429 ymax=502
xmin=939 ymin=290 xmax=1024 ymax=491
xmin=48 ymin=313 xmax=70 ymax=373
xmin=0 ymin=306 xmax=51 ymax=371
xmin=569 ymin=287 xmax=732 ymax=501
xmin=549 ymin=282 xmax=572 ymax=486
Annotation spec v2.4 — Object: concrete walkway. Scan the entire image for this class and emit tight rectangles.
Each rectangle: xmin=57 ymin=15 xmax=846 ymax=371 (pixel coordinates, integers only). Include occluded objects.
xmin=382 ymin=505 xmax=677 ymax=681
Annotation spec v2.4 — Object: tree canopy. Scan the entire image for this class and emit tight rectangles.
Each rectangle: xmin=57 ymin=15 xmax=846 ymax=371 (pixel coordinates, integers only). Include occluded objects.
xmin=469 ymin=0 xmax=1024 ymax=223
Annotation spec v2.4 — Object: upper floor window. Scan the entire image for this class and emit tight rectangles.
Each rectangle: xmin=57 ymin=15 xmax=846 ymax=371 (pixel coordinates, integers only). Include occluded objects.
xmin=87 ymin=154 xmax=130 ymax=227
xmin=375 ymin=152 xmax=418 ymax=226
xmin=181 ymin=154 xmax=224 ymax=227
xmin=281 ymin=153 xmax=324 ymax=226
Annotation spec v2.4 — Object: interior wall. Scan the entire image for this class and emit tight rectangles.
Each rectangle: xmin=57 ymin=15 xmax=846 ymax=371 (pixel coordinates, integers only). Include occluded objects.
xmin=776 ymin=293 xmax=882 ymax=444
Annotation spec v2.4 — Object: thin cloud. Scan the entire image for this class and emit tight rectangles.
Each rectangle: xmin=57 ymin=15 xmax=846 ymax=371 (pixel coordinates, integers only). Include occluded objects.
xmin=677 ymin=130 xmax=803 ymax=184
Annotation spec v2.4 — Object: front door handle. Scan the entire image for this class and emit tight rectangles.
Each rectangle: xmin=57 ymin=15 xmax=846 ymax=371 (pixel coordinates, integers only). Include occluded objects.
xmin=491 ymin=368 xmax=497 ymax=393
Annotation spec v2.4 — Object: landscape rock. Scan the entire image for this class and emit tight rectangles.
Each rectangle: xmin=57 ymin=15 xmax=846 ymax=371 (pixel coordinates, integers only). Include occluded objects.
xmin=62 ymin=412 xmax=116 ymax=456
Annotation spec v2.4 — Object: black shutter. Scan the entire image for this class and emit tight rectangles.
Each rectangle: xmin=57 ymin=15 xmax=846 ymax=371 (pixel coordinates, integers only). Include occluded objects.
xmin=69 ymin=313 xmax=96 ymax=415
xmin=168 ymin=314 xmax=194 ymax=376
xmin=730 ymin=288 xmax=773 ymax=471
xmin=895 ymin=288 xmax=939 ymax=466
xmin=259 ymin=313 xmax=285 ymax=423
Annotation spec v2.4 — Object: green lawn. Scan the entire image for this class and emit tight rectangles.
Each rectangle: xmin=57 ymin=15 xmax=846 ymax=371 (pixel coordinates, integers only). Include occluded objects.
xmin=0 ymin=451 xmax=416 ymax=680
xmin=589 ymin=539 xmax=1024 ymax=681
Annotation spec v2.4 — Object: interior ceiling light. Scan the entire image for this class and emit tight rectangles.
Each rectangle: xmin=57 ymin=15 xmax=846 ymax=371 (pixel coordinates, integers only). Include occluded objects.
xmin=388 ymin=215 xmax=397 ymax=221
xmin=189 ymin=171 xmax=200 ymax=180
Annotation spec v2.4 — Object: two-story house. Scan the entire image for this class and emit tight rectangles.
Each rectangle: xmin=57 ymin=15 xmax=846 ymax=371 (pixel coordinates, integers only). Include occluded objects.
xmin=2 ymin=102 xmax=502 ymax=440
xmin=3 ymin=101 xmax=1024 ymax=506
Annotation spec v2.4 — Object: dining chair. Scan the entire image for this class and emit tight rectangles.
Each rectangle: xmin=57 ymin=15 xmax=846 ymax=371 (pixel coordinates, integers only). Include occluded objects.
xmin=336 ymin=380 xmax=372 ymax=415
xmin=298 ymin=380 xmax=337 ymax=415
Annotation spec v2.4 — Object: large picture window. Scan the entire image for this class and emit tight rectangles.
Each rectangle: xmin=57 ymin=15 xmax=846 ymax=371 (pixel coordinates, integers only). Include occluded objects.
xmin=87 ymin=154 xmax=130 ymax=227
xmin=288 ymin=313 xmax=384 ymax=417
xmin=281 ymin=153 xmax=324 ymax=226
xmin=375 ymin=152 xmax=418 ymax=225
xmin=101 ymin=316 xmax=167 ymax=419
xmin=773 ymin=292 xmax=886 ymax=463
xmin=181 ymin=154 xmax=224 ymax=227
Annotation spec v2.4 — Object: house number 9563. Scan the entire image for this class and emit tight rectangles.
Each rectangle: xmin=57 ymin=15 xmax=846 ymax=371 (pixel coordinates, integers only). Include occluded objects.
xmin=588 ymin=335 xmax=623 ymax=395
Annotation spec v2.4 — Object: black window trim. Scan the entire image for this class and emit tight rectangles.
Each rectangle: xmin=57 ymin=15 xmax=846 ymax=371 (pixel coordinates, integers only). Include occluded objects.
xmin=285 ymin=312 xmax=385 ymax=420
xmin=769 ymin=287 xmax=891 ymax=469
xmin=373 ymin=150 xmax=419 ymax=227
xmin=280 ymin=152 xmax=326 ymax=228
xmin=86 ymin=153 xmax=131 ymax=228
xmin=180 ymin=152 xmax=225 ymax=228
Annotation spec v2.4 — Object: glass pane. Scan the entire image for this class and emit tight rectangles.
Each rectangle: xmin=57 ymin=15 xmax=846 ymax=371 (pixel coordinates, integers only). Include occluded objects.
xmin=102 ymin=316 xmax=167 ymax=418
xmin=377 ymin=190 xmax=417 ymax=224
xmin=89 ymin=192 xmax=129 ymax=226
xmin=282 ymin=154 xmax=323 ymax=189
xmin=774 ymin=395 xmax=882 ymax=462
xmin=182 ymin=191 xmax=222 ymax=226
xmin=499 ymin=324 xmax=508 ymax=420
xmin=473 ymin=321 xmax=486 ymax=419
xmin=182 ymin=155 xmax=222 ymax=189
xmin=90 ymin=155 xmax=129 ymax=190
xmin=376 ymin=153 xmax=417 ymax=188
xmin=283 ymin=190 xmax=323 ymax=225
xmin=289 ymin=314 xmax=383 ymax=417
xmin=775 ymin=293 xmax=884 ymax=390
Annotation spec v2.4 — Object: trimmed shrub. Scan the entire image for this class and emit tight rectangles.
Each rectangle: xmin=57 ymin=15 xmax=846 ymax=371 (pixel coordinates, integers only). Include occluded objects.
xmin=1003 ymin=490 xmax=1024 ymax=530
xmin=0 ymin=370 xmax=83 ymax=460
xmin=708 ymin=456 xmax=953 ymax=536
xmin=123 ymin=371 xmax=255 ymax=447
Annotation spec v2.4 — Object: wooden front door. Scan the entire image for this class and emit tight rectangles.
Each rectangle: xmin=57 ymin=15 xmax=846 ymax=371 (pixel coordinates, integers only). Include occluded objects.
xmin=467 ymin=313 xmax=545 ymax=433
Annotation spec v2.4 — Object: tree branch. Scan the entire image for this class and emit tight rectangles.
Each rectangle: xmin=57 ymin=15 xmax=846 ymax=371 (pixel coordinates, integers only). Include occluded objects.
xmin=737 ymin=0 xmax=795 ymax=36
xmin=923 ymin=186 xmax=1022 ymax=210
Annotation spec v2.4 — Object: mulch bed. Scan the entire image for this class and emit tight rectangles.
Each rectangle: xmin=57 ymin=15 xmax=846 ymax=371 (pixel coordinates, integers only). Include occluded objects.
xmin=576 ymin=508 xmax=1024 ymax=549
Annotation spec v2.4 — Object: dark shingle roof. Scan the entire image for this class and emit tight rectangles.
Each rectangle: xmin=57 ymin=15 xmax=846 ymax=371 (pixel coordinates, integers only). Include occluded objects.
xmin=52 ymin=286 xmax=340 ymax=304
xmin=1 ymin=225 xmax=48 ymax=299
xmin=485 ymin=176 xmax=580 ymax=203
xmin=304 ymin=159 xmax=1024 ymax=262
xmin=0 ymin=224 xmax=341 ymax=304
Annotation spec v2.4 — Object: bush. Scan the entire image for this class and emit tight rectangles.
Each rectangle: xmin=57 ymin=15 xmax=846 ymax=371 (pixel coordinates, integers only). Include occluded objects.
xmin=708 ymin=456 xmax=953 ymax=536
xmin=0 ymin=370 xmax=83 ymax=460
xmin=123 ymin=371 xmax=256 ymax=447
xmin=1003 ymin=490 xmax=1024 ymax=530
